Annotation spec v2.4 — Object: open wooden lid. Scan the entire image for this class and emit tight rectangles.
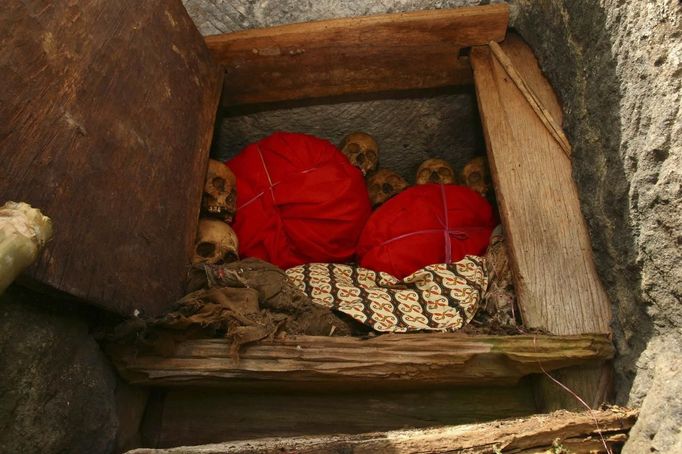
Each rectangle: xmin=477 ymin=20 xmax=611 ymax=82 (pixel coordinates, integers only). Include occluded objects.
xmin=0 ymin=0 xmax=223 ymax=316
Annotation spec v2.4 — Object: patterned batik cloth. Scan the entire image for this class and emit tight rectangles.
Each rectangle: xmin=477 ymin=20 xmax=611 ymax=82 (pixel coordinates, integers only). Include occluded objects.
xmin=285 ymin=256 xmax=488 ymax=333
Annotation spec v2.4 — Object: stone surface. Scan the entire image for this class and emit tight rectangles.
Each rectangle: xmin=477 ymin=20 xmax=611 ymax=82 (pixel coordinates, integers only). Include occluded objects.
xmin=183 ymin=0 xmax=682 ymax=451
xmin=182 ymin=0 xmax=504 ymax=36
xmin=622 ymin=334 xmax=682 ymax=453
xmin=0 ymin=287 xmax=119 ymax=453
xmin=216 ymin=93 xmax=484 ymax=181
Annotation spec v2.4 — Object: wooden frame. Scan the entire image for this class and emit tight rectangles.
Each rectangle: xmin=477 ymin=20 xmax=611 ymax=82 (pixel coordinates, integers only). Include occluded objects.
xmin=98 ymin=6 xmax=614 ymax=442
xmin=206 ymin=4 xmax=508 ymax=107
xmin=471 ymin=39 xmax=613 ymax=410
xmin=109 ymin=333 xmax=613 ymax=390
xmin=140 ymin=384 xmax=540 ymax=447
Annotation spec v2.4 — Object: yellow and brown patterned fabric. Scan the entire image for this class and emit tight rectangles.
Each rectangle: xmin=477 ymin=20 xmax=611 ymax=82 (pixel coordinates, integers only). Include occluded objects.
xmin=286 ymin=256 xmax=487 ymax=332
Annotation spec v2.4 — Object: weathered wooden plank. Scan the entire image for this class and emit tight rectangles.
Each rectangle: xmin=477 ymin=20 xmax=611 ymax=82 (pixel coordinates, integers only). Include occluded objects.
xmin=127 ymin=407 xmax=638 ymax=454
xmin=500 ymin=33 xmax=563 ymax=127
xmin=471 ymin=46 xmax=611 ymax=335
xmin=205 ymin=4 xmax=508 ymax=107
xmin=140 ymin=384 xmax=538 ymax=448
xmin=471 ymin=43 xmax=613 ymax=411
xmin=108 ymin=333 xmax=613 ymax=390
xmin=0 ymin=1 xmax=223 ymax=316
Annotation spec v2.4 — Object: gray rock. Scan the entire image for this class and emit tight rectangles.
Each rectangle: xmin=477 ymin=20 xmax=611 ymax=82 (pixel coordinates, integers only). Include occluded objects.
xmin=182 ymin=0 xmax=504 ymax=35
xmin=623 ymin=334 xmax=682 ymax=453
xmin=0 ymin=287 xmax=118 ymax=454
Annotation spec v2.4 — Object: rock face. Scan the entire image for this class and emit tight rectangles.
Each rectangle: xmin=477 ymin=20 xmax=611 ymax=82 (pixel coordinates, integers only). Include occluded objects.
xmin=182 ymin=0 xmax=504 ymax=36
xmin=0 ymin=287 xmax=118 ymax=453
xmin=622 ymin=334 xmax=682 ymax=453
xmin=183 ymin=0 xmax=682 ymax=451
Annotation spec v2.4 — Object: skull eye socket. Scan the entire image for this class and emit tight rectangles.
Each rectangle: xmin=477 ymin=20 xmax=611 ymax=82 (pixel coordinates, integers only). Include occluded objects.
xmin=382 ymin=183 xmax=394 ymax=193
xmin=343 ymin=143 xmax=360 ymax=155
xmin=212 ymin=177 xmax=226 ymax=192
xmin=467 ymin=171 xmax=482 ymax=183
xmin=438 ymin=167 xmax=453 ymax=177
xmin=214 ymin=251 xmax=238 ymax=265
xmin=388 ymin=176 xmax=404 ymax=187
xmin=365 ymin=150 xmax=377 ymax=163
xmin=196 ymin=241 xmax=216 ymax=258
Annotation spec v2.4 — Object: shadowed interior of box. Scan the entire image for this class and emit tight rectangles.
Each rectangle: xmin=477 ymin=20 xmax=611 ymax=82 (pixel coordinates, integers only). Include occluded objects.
xmin=212 ymin=88 xmax=486 ymax=183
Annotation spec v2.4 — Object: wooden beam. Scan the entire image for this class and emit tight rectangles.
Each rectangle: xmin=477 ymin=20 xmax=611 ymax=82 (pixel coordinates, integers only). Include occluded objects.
xmin=471 ymin=42 xmax=613 ymax=410
xmin=206 ymin=4 xmax=508 ymax=107
xmin=0 ymin=0 xmax=223 ymax=316
xmin=142 ymin=385 xmax=538 ymax=448
xmin=108 ymin=333 xmax=613 ymax=390
xmin=488 ymin=41 xmax=571 ymax=157
xmin=500 ymin=33 xmax=563 ymax=127
xmin=128 ymin=407 xmax=638 ymax=454
xmin=471 ymin=45 xmax=611 ymax=335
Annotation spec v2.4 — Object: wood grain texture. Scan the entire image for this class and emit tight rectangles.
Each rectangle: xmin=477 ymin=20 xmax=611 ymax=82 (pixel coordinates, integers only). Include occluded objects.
xmin=0 ymin=1 xmax=223 ymax=316
xmin=471 ymin=46 xmax=611 ymax=335
xmin=206 ymin=4 xmax=508 ymax=107
xmin=129 ymin=407 xmax=638 ymax=454
xmin=108 ymin=333 xmax=613 ymax=389
xmin=500 ymin=33 xmax=563 ymax=127
xmin=471 ymin=43 xmax=613 ymax=411
xmin=488 ymin=41 xmax=571 ymax=157
xmin=142 ymin=385 xmax=537 ymax=448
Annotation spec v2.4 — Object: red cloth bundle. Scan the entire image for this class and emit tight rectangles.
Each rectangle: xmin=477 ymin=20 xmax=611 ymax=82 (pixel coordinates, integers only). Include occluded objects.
xmin=227 ymin=132 xmax=372 ymax=269
xmin=357 ymin=184 xmax=496 ymax=279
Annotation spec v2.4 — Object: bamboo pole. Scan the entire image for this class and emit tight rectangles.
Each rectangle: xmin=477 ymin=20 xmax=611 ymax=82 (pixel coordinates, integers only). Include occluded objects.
xmin=0 ymin=201 xmax=53 ymax=294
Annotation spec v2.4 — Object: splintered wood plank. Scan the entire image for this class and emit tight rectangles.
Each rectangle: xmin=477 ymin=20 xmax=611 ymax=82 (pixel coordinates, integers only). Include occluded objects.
xmin=128 ymin=407 xmax=638 ymax=454
xmin=206 ymin=4 xmax=508 ymax=107
xmin=471 ymin=46 xmax=611 ymax=335
xmin=0 ymin=1 xmax=223 ymax=316
xmin=108 ymin=333 xmax=614 ymax=389
xmin=142 ymin=385 xmax=538 ymax=448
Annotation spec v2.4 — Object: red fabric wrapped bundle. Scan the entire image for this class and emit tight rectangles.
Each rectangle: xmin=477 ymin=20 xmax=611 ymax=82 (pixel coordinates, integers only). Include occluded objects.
xmin=357 ymin=184 xmax=496 ymax=279
xmin=227 ymin=132 xmax=372 ymax=269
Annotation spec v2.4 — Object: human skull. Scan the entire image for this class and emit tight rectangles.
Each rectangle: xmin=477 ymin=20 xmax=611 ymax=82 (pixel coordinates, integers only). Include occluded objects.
xmin=367 ymin=169 xmax=408 ymax=207
xmin=461 ymin=156 xmax=491 ymax=198
xmin=201 ymin=159 xmax=237 ymax=223
xmin=191 ymin=218 xmax=239 ymax=266
xmin=339 ymin=132 xmax=379 ymax=175
xmin=416 ymin=158 xmax=456 ymax=185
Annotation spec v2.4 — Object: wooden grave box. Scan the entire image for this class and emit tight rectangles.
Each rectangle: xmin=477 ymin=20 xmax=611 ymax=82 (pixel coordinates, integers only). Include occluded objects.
xmin=1 ymin=2 xmax=614 ymax=448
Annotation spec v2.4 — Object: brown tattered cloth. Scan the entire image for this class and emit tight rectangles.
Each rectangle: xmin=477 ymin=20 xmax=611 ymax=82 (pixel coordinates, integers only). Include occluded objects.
xmin=285 ymin=256 xmax=488 ymax=332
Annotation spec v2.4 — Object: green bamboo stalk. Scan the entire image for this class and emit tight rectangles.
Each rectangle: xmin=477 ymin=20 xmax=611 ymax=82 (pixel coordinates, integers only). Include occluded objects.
xmin=0 ymin=202 xmax=53 ymax=294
